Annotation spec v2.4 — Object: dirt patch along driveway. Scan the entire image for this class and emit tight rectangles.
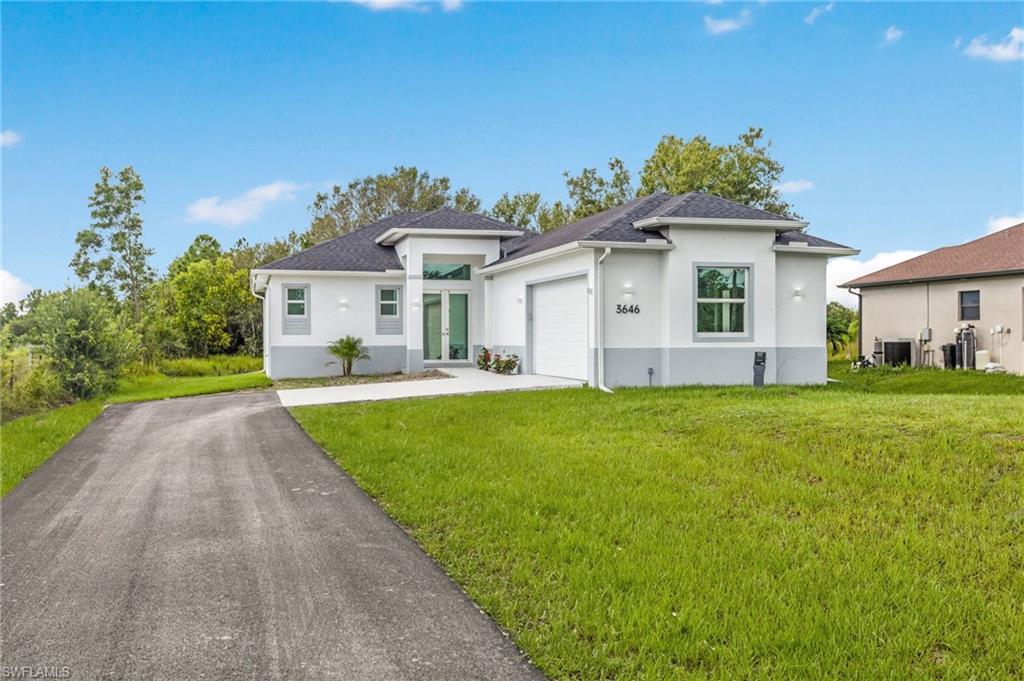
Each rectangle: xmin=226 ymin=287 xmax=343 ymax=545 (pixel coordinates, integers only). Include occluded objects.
xmin=0 ymin=392 xmax=541 ymax=681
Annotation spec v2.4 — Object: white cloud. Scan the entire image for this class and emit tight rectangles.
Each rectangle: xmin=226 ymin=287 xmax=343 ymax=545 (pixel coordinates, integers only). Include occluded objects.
xmin=826 ymin=250 xmax=925 ymax=306
xmin=704 ymin=9 xmax=751 ymax=36
xmin=186 ymin=181 xmax=300 ymax=227
xmin=349 ymin=0 xmax=462 ymax=11
xmin=987 ymin=214 xmax=1023 ymax=234
xmin=883 ymin=25 xmax=904 ymax=45
xmin=0 ymin=270 xmax=32 ymax=306
xmin=1 ymin=130 xmax=22 ymax=147
xmin=776 ymin=179 xmax=814 ymax=194
xmin=953 ymin=36 xmax=962 ymax=50
xmin=963 ymin=27 xmax=1024 ymax=63
xmin=804 ymin=2 xmax=834 ymax=26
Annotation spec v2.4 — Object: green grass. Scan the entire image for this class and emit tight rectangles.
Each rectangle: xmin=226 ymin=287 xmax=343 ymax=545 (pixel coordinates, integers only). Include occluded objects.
xmin=1 ymin=371 xmax=271 ymax=496
xmin=293 ymin=377 xmax=1024 ymax=679
xmin=828 ymin=360 xmax=1024 ymax=394
xmin=157 ymin=354 xmax=263 ymax=376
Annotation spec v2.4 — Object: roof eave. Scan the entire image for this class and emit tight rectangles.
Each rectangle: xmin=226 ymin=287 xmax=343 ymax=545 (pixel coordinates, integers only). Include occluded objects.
xmin=773 ymin=245 xmax=859 ymax=256
xmin=375 ymin=227 xmax=523 ymax=245
xmin=251 ymin=268 xmax=407 ymax=277
xmin=841 ymin=267 xmax=1024 ymax=289
xmin=633 ymin=216 xmax=808 ymax=231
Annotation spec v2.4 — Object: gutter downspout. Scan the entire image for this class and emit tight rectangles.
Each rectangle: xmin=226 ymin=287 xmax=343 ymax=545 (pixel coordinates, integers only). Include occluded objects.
xmin=596 ymin=247 xmax=613 ymax=394
xmin=250 ymin=273 xmax=268 ymax=376
xmin=850 ymin=288 xmax=863 ymax=360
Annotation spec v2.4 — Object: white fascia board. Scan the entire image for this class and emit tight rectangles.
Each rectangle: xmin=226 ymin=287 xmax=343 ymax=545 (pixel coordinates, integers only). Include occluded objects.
xmin=577 ymin=240 xmax=675 ymax=250
xmin=250 ymin=268 xmax=406 ymax=278
xmin=632 ymin=216 xmax=808 ymax=230
xmin=477 ymin=242 xmax=582 ymax=274
xmin=375 ymin=228 xmax=523 ymax=245
xmin=772 ymin=245 xmax=860 ymax=256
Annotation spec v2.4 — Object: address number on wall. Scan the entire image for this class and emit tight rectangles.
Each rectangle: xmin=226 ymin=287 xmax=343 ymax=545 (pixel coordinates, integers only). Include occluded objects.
xmin=615 ymin=304 xmax=640 ymax=314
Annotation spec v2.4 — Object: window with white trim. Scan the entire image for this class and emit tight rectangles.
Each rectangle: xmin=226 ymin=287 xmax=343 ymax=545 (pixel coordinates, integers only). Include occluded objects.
xmin=696 ymin=266 xmax=748 ymax=335
xmin=379 ymin=287 xmax=399 ymax=317
xmin=958 ymin=290 xmax=980 ymax=321
xmin=285 ymin=286 xmax=307 ymax=317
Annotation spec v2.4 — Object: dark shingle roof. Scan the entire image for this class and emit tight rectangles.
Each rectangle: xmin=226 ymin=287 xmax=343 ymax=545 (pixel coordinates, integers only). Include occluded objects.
xmin=775 ymin=230 xmax=854 ymax=250
xmin=642 ymin=192 xmax=794 ymax=222
xmin=842 ymin=223 xmax=1024 ymax=288
xmin=260 ymin=212 xmax=422 ymax=272
xmin=259 ymin=208 xmax=521 ymax=272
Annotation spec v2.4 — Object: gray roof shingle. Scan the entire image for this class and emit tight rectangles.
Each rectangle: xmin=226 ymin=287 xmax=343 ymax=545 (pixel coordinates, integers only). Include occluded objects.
xmin=774 ymin=230 xmax=854 ymax=250
xmin=641 ymin=192 xmax=794 ymax=222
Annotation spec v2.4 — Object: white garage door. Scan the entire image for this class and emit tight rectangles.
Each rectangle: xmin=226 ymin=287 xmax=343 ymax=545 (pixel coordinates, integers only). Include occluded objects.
xmin=533 ymin=277 xmax=589 ymax=380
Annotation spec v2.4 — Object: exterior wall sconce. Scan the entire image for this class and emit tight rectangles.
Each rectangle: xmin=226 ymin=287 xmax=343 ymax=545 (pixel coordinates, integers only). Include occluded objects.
xmin=622 ymin=284 xmax=635 ymax=296
xmin=338 ymin=300 xmax=349 ymax=309
xmin=516 ymin=296 xmax=524 ymax=304
xmin=793 ymin=288 xmax=803 ymax=299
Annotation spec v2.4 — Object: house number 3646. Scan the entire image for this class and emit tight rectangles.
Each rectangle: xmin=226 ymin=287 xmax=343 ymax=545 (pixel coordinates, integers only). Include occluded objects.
xmin=616 ymin=304 xmax=639 ymax=314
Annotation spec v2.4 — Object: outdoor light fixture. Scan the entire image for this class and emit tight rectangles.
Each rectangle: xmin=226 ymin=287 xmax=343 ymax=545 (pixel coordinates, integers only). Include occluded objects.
xmin=338 ymin=300 xmax=349 ymax=309
xmin=622 ymin=284 xmax=635 ymax=296
xmin=793 ymin=287 xmax=803 ymax=299
xmin=516 ymin=296 xmax=524 ymax=304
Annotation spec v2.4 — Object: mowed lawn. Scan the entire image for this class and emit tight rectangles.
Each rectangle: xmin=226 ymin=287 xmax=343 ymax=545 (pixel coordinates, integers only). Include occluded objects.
xmin=293 ymin=372 xmax=1024 ymax=680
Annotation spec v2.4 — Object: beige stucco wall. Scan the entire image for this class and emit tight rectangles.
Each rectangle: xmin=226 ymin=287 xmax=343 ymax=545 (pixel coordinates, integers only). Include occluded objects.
xmin=858 ymin=274 xmax=1024 ymax=374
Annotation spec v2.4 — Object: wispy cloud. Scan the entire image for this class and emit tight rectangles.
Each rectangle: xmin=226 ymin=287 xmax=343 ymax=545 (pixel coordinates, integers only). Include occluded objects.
xmin=804 ymin=2 xmax=833 ymax=26
xmin=350 ymin=0 xmax=462 ymax=11
xmin=187 ymin=181 xmax=301 ymax=227
xmin=987 ymin=214 xmax=1023 ymax=234
xmin=963 ymin=27 xmax=1024 ymax=63
xmin=775 ymin=179 xmax=814 ymax=195
xmin=704 ymin=9 xmax=751 ymax=36
xmin=0 ymin=269 xmax=32 ymax=305
xmin=827 ymin=250 xmax=925 ymax=306
xmin=883 ymin=26 xmax=904 ymax=45
xmin=1 ymin=130 xmax=22 ymax=147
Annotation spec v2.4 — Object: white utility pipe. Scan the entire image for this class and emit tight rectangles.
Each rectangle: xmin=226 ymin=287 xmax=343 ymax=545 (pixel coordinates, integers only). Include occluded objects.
xmin=596 ymin=247 xmax=613 ymax=394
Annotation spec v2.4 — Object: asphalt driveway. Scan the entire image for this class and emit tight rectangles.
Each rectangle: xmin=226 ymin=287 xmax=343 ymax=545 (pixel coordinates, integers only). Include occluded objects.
xmin=0 ymin=392 xmax=541 ymax=680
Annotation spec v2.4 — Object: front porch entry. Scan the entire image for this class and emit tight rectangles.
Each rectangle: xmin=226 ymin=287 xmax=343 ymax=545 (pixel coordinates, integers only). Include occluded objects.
xmin=423 ymin=290 xmax=471 ymax=364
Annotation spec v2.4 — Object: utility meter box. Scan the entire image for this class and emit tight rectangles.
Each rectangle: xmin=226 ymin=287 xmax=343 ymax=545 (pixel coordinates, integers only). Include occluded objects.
xmin=753 ymin=351 xmax=767 ymax=387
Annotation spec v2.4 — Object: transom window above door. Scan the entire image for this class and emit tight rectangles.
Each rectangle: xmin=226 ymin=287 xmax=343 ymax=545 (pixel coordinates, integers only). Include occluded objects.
xmin=423 ymin=263 xmax=472 ymax=280
xmin=695 ymin=266 xmax=750 ymax=337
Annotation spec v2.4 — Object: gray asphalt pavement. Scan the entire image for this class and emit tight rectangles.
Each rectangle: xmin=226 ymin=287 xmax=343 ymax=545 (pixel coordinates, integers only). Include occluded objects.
xmin=1 ymin=392 xmax=542 ymax=680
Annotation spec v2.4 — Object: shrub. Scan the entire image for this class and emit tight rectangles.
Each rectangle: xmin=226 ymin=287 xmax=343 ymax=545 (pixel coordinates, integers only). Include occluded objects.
xmin=327 ymin=336 xmax=371 ymax=377
xmin=0 ymin=362 xmax=70 ymax=422
xmin=477 ymin=347 xmax=519 ymax=375
xmin=34 ymin=287 xmax=138 ymax=399
xmin=477 ymin=347 xmax=492 ymax=371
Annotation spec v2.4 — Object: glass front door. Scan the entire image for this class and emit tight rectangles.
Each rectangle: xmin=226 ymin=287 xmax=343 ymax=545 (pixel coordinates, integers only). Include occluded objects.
xmin=423 ymin=291 xmax=469 ymax=362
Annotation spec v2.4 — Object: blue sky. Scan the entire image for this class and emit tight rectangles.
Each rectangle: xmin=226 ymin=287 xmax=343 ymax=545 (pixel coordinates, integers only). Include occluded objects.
xmin=2 ymin=1 xmax=1022 ymax=306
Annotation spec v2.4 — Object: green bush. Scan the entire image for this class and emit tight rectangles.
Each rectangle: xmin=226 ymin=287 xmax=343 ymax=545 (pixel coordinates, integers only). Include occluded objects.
xmin=34 ymin=287 xmax=138 ymax=399
xmin=1 ymin=362 xmax=71 ymax=422
xmin=158 ymin=354 xmax=262 ymax=377
xmin=327 ymin=336 xmax=370 ymax=377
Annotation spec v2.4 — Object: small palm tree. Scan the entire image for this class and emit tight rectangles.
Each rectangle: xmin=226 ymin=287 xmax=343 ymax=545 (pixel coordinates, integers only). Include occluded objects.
xmin=327 ymin=335 xmax=371 ymax=377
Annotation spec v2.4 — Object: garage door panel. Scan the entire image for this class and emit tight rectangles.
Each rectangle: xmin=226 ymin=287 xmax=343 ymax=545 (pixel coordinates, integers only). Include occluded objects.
xmin=533 ymin=277 xmax=588 ymax=380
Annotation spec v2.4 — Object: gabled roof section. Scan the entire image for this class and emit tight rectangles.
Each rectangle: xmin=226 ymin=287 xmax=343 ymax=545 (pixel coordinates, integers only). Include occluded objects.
xmin=632 ymin=191 xmax=806 ymax=229
xmin=375 ymin=207 xmax=522 ymax=244
xmin=259 ymin=212 xmax=423 ymax=272
xmin=841 ymin=223 xmax=1024 ymax=288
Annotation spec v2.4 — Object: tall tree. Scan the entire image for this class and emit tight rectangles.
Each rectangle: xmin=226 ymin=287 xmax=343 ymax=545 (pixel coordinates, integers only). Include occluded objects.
xmin=305 ymin=166 xmax=481 ymax=246
xmin=562 ymin=157 xmax=635 ymax=221
xmin=70 ymin=166 xmax=155 ymax=322
xmin=168 ymin=234 xmax=223 ymax=278
xmin=488 ymin=192 xmax=572 ymax=233
xmin=638 ymin=127 xmax=794 ymax=217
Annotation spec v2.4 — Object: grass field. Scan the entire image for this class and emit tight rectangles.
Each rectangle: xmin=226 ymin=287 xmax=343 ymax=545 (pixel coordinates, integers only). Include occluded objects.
xmin=1 ymin=370 xmax=270 ymax=496
xmin=293 ymin=367 xmax=1024 ymax=679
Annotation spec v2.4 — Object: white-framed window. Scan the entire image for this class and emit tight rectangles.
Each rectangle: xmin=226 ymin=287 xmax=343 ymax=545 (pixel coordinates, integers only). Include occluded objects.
xmin=958 ymin=290 xmax=980 ymax=320
xmin=695 ymin=265 xmax=749 ymax=337
xmin=285 ymin=285 xmax=307 ymax=318
xmin=379 ymin=287 xmax=399 ymax=317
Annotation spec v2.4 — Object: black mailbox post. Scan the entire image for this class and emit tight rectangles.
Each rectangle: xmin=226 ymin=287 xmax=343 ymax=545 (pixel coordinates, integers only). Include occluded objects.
xmin=753 ymin=351 xmax=767 ymax=387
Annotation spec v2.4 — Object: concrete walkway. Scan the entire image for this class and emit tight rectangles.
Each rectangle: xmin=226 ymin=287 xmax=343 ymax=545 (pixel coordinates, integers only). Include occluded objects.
xmin=1 ymin=392 xmax=543 ymax=680
xmin=277 ymin=367 xmax=583 ymax=407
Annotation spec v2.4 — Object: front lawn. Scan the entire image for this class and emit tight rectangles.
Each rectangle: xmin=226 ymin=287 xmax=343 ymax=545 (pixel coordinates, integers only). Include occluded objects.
xmin=1 ymin=371 xmax=271 ymax=496
xmin=293 ymin=379 xmax=1024 ymax=679
xmin=828 ymin=360 xmax=1024 ymax=394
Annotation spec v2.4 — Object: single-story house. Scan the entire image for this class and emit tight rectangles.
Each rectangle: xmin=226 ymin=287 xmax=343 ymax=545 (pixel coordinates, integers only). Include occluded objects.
xmin=840 ymin=222 xmax=1023 ymax=374
xmin=251 ymin=192 xmax=858 ymax=387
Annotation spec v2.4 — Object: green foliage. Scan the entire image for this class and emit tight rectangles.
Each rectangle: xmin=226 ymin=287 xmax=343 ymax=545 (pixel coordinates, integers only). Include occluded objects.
xmin=0 ymin=355 xmax=71 ymax=422
xmin=294 ymin=379 xmax=1024 ymax=680
xmin=168 ymin=234 xmax=222 ymax=278
xmin=163 ymin=257 xmax=251 ymax=357
xmin=827 ymin=360 xmax=1024 ymax=394
xmin=826 ymin=301 xmax=857 ymax=356
xmin=158 ymin=354 xmax=263 ymax=377
xmin=327 ymin=335 xmax=371 ymax=377
xmin=70 ymin=166 xmax=155 ymax=322
xmin=305 ymin=166 xmax=481 ymax=246
xmin=562 ymin=157 xmax=635 ymax=221
xmin=638 ymin=127 xmax=795 ymax=217
xmin=227 ymin=234 xmax=302 ymax=270
xmin=34 ymin=287 xmax=138 ymax=399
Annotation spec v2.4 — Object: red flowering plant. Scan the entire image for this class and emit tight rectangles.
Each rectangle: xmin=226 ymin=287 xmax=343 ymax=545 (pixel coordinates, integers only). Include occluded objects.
xmin=476 ymin=347 xmax=492 ymax=371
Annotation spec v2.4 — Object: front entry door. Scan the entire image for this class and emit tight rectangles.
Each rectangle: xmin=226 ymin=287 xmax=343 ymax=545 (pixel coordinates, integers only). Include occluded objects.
xmin=423 ymin=291 xmax=470 ymax=363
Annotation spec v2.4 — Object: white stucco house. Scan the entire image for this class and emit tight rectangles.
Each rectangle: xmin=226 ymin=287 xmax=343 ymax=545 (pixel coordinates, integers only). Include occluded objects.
xmin=251 ymin=192 xmax=858 ymax=387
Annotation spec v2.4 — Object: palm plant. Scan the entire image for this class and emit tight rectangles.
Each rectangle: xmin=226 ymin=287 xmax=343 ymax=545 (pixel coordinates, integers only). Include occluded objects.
xmin=327 ymin=335 xmax=371 ymax=377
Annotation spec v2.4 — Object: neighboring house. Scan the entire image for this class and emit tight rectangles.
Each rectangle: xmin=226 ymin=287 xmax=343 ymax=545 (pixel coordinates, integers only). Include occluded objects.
xmin=251 ymin=192 xmax=858 ymax=386
xmin=840 ymin=223 xmax=1023 ymax=374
